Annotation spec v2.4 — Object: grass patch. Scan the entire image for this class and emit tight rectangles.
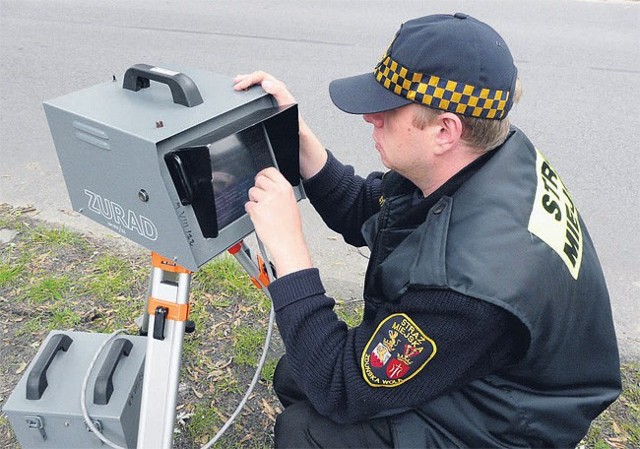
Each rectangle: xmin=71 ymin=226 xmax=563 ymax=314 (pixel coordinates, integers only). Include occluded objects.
xmin=213 ymin=375 xmax=243 ymax=395
xmin=580 ymin=362 xmax=640 ymax=448
xmin=195 ymin=256 xmax=269 ymax=311
xmin=261 ymin=358 xmax=278 ymax=383
xmin=0 ymin=261 xmax=23 ymax=287
xmin=186 ymin=403 xmax=224 ymax=444
xmin=84 ymin=254 xmax=145 ymax=301
xmin=49 ymin=307 xmax=82 ymax=330
xmin=232 ymin=324 xmax=267 ymax=368
xmin=30 ymin=225 xmax=86 ymax=248
xmin=21 ymin=316 xmax=45 ymax=335
xmin=25 ymin=275 xmax=72 ymax=303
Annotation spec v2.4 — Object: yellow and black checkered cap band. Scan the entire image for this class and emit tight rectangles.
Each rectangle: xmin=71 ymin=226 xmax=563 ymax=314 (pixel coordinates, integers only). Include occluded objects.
xmin=374 ymin=55 xmax=511 ymax=119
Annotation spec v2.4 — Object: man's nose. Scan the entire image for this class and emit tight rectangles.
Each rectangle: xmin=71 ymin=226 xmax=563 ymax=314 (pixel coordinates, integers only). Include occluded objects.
xmin=363 ymin=112 xmax=384 ymax=127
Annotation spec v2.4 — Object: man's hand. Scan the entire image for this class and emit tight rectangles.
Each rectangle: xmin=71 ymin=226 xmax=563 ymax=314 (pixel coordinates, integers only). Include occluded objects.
xmin=233 ymin=71 xmax=328 ymax=180
xmin=233 ymin=71 xmax=296 ymax=107
xmin=245 ymin=167 xmax=313 ymax=277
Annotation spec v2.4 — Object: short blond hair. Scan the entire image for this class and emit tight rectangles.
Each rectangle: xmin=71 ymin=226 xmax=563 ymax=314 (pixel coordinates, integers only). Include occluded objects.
xmin=412 ymin=79 xmax=522 ymax=153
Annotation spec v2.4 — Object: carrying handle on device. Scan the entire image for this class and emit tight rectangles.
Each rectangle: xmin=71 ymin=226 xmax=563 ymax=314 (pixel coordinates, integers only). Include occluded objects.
xmin=122 ymin=63 xmax=204 ymax=107
xmin=26 ymin=334 xmax=73 ymax=400
xmin=93 ymin=338 xmax=134 ymax=405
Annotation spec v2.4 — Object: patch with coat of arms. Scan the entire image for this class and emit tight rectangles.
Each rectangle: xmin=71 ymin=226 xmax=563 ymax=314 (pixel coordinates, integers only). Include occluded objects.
xmin=361 ymin=313 xmax=436 ymax=387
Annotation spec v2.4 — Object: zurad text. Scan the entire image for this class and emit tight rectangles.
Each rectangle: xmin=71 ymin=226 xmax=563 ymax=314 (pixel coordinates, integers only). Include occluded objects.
xmin=84 ymin=189 xmax=158 ymax=240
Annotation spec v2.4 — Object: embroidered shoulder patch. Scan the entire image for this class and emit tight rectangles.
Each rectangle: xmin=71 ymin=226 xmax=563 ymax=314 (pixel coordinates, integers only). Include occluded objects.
xmin=361 ymin=313 xmax=436 ymax=388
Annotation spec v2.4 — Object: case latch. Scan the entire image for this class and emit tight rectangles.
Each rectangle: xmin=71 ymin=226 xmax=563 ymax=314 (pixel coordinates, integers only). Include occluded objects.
xmin=25 ymin=415 xmax=46 ymax=440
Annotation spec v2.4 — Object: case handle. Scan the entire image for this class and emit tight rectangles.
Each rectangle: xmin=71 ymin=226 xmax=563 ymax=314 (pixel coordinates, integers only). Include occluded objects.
xmin=26 ymin=334 xmax=73 ymax=400
xmin=122 ymin=63 xmax=204 ymax=107
xmin=93 ymin=338 xmax=134 ymax=405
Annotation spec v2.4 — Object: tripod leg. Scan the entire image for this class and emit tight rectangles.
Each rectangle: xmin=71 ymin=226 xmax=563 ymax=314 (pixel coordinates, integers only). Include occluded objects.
xmin=136 ymin=270 xmax=153 ymax=336
xmin=137 ymin=253 xmax=192 ymax=449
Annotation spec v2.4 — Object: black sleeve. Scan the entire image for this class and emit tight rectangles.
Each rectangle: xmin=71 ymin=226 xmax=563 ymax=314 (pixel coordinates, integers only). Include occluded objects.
xmin=268 ymin=268 xmax=529 ymax=424
xmin=303 ymin=151 xmax=384 ymax=247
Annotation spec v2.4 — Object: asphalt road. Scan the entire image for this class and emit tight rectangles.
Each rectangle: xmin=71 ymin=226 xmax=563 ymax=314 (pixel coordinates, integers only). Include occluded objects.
xmin=1 ymin=0 xmax=638 ymax=358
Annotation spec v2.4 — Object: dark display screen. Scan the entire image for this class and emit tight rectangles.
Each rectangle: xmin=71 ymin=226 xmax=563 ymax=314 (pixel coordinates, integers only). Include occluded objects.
xmin=208 ymin=125 xmax=273 ymax=230
xmin=165 ymin=104 xmax=300 ymax=240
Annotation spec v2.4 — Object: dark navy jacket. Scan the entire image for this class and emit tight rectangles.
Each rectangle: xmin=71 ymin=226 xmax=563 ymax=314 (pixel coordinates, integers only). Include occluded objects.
xmin=361 ymin=127 xmax=621 ymax=447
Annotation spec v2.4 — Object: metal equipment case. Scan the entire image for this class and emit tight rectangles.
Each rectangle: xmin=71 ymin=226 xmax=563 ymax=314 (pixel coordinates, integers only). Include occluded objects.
xmin=3 ymin=331 xmax=146 ymax=448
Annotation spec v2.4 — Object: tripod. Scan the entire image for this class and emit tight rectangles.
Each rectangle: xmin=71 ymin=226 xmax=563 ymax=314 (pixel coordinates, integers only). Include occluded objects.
xmin=135 ymin=241 xmax=272 ymax=449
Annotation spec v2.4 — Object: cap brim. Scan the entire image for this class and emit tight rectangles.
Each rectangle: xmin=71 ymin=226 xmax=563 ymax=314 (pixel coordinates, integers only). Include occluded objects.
xmin=329 ymin=72 xmax=412 ymax=114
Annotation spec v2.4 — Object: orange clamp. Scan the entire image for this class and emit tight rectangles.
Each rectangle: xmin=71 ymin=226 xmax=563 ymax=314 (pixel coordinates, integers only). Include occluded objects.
xmin=151 ymin=252 xmax=192 ymax=274
xmin=148 ymin=297 xmax=190 ymax=322
xmin=253 ymin=254 xmax=271 ymax=288
xmin=227 ymin=241 xmax=271 ymax=289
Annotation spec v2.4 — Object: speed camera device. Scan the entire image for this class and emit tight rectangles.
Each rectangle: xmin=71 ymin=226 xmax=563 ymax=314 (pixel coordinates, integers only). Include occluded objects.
xmin=43 ymin=64 xmax=303 ymax=271
xmin=4 ymin=64 xmax=299 ymax=449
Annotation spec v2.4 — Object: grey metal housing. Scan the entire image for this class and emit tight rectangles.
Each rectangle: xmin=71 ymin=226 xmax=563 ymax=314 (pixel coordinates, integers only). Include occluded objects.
xmin=43 ymin=64 xmax=302 ymax=271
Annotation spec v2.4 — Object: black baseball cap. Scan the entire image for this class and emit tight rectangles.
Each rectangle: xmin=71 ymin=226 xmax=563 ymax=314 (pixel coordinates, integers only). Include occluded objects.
xmin=329 ymin=13 xmax=518 ymax=119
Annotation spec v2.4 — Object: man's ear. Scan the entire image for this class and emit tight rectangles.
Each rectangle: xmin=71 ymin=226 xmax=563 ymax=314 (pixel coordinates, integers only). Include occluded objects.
xmin=433 ymin=112 xmax=463 ymax=155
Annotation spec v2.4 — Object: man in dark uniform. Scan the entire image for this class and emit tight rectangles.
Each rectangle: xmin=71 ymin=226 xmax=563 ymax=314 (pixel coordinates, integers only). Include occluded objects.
xmin=235 ymin=13 xmax=621 ymax=448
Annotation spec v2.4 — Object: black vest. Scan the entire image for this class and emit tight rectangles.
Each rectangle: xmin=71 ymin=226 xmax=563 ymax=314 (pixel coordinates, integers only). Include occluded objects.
xmin=361 ymin=128 xmax=621 ymax=448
